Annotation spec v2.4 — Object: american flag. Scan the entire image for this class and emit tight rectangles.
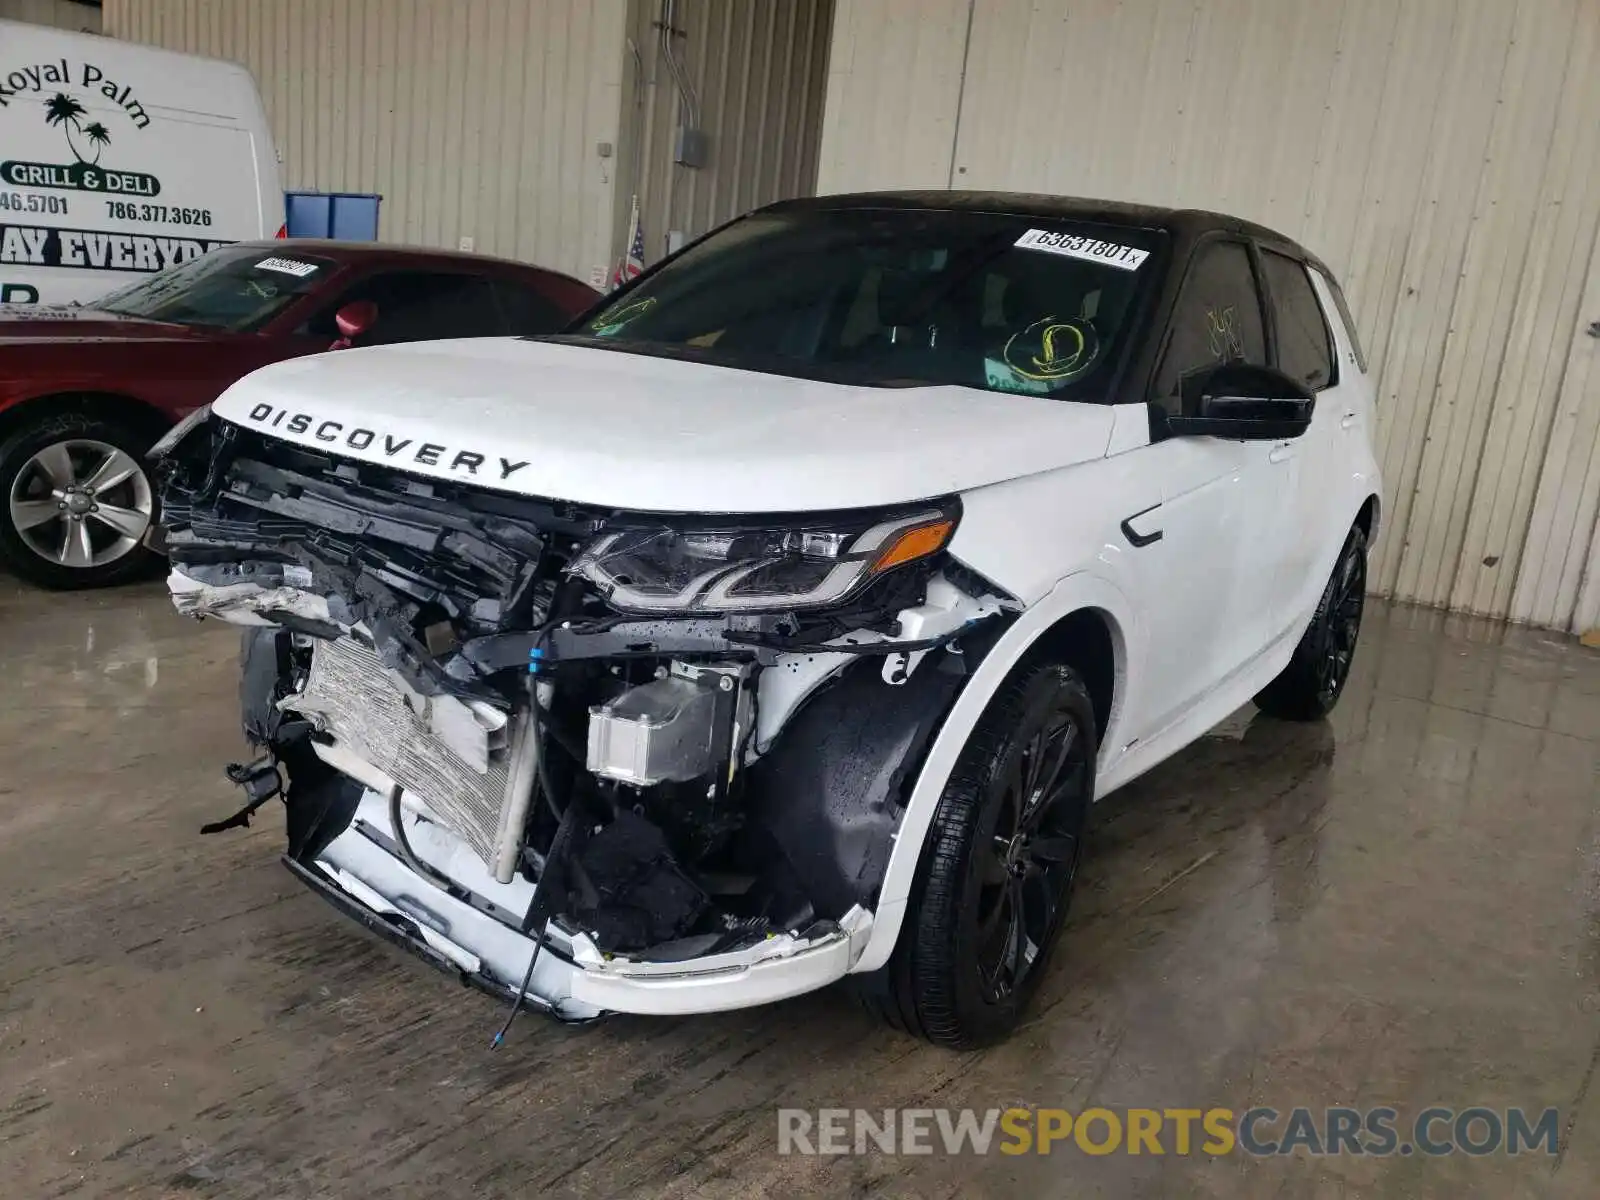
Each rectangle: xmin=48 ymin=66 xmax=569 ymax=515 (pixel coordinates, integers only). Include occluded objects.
xmin=612 ymin=197 xmax=645 ymax=290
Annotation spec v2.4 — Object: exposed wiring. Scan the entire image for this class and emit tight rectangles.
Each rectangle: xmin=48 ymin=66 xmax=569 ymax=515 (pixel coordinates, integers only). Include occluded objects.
xmin=387 ymin=784 xmax=458 ymax=895
xmin=489 ymin=625 xmax=570 ymax=1048
xmin=527 ymin=626 xmax=566 ymax=823
xmin=387 ymin=704 xmax=552 ymax=1045
xmin=492 ymin=912 xmax=550 ymax=1048
xmin=491 ymin=789 xmax=585 ymax=1048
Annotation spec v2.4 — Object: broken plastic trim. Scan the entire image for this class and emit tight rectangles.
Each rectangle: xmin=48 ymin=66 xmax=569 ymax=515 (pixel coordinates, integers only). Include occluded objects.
xmin=199 ymin=755 xmax=284 ymax=834
xmin=281 ymin=855 xmax=583 ymax=1023
xmin=291 ymin=787 xmax=873 ymax=1020
xmin=165 ymin=419 xmax=1022 ymax=1019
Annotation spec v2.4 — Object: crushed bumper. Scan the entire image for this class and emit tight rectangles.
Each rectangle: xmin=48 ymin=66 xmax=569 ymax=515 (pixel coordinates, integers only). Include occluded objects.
xmin=281 ymin=854 xmax=554 ymax=1012
xmin=295 ymin=789 xmax=873 ymax=1020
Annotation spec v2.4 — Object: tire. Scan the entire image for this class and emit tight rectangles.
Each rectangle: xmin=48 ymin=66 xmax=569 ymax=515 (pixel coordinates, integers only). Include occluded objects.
xmin=1253 ymin=526 xmax=1368 ymax=721
xmin=0 ymin=410 xmax=161 ymax=590
xmin=857 ymin=661 xmax=1097 ymax=1049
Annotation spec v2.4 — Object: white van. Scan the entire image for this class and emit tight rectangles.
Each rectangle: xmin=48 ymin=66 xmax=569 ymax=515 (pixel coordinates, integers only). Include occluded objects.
xmin=0 ymin=21 xmax=282 ymax=305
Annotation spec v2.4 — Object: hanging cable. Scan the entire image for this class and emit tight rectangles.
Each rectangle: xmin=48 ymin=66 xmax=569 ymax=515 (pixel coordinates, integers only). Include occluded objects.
xmin=387 ymin=784 xmax=457 ymax=895
xmin=492 ymin=911 xmax=550 ymax=1048
xmin=527 ymin=627 xmax=565 ymax=823
xmin=490 ymin=787 xmax=585 ymax=1048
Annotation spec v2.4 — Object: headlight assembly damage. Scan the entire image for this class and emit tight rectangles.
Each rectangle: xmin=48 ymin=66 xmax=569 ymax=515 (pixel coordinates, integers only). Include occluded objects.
xmin=157 ymin=419 xmax=1012 ymax=1023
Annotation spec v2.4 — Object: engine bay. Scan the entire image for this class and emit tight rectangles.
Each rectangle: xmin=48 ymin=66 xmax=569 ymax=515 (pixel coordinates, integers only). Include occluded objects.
xmin=155 ymin=415 xmax=1012 ymax=1012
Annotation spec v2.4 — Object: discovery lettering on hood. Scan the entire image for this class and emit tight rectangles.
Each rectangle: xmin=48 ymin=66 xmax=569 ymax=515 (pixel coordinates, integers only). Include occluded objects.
xmin=0 ymin=222 xmax=229 ymax=273
xmin=241 ymin=402 xmax=533 ymax=483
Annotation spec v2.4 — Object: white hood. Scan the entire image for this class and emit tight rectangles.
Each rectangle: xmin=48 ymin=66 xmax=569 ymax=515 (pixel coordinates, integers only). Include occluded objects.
xmin=212 ymin=338 xmax=1117 ymax=513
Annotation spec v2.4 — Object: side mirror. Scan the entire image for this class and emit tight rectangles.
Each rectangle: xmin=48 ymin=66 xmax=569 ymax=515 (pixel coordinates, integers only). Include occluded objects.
xmin=1167 ymin=364 xmax=1314 ymax=440
xmin=329 ymin=300 xmax=378 ymax=350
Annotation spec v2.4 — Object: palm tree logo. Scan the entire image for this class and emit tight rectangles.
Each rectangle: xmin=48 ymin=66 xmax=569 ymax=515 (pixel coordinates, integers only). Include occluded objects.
xmin=82 ymin=122 xmax=112 ymax=164
xmin=42 ymin=93 xmax=110 ymax=165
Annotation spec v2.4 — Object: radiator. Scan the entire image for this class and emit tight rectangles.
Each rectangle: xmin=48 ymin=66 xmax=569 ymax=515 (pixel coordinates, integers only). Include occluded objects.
xmin=290 ymin=636 xmax=510 ymax=868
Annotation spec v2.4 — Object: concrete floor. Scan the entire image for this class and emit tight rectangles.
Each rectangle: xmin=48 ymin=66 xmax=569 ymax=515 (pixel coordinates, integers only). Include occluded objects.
xmin=1 ymin=575 xmax=1597 ymax=1200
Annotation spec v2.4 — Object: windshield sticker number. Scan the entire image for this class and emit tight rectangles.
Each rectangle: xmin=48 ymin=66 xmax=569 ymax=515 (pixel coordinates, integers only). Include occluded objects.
xmin=255 ymin=256 xmax=319 ymax=278
xmin=1015 ymin=229 xmax=1148 ymax=271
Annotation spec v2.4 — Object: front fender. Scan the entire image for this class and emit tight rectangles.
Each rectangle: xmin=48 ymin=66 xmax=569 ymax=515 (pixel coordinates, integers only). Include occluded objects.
xmin=851 ymin=569 xmax=1136 ymax=974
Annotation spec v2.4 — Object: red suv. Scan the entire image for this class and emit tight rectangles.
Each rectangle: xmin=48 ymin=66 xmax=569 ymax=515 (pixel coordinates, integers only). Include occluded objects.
xmin=0 ymin=240 xmax=598 ymax=588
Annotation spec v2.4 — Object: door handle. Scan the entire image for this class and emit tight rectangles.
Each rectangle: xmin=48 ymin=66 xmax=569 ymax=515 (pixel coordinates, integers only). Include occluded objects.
xmin=1120 ymin=504 xmax=1163 ymax=548
xmin=1340 ymin=411 xmax=1357 ymax=429
xmin=1268 ymin=442 xmax=1295 ymax=463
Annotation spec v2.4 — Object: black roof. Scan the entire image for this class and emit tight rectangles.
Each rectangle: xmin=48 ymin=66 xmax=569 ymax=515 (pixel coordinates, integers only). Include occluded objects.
xmin=763 ymin=190 xmax=1327 ymax=273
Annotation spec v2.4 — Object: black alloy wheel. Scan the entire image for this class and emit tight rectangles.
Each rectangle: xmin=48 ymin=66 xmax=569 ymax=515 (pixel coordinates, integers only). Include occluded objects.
xmin=1255 ymin=525 xmax=1369 ymax=721
xmin=1315 ymin=532 xmax=1366 ymax=707
xmin=972 ymin=693 xmax=1090 ymax=1004
xmin=857 ymin=661 xmax=1097 ymax=1048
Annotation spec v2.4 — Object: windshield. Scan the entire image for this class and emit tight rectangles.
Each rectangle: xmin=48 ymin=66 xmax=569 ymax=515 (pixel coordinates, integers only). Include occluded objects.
xmin=568 ymin=209 xmax=1163 ymax=396
xmin=96 ymin=248 xmax=336 ymax=332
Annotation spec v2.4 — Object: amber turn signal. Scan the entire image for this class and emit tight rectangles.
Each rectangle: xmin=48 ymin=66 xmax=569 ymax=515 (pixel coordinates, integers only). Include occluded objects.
xmin=871 ymin=518 xmax=956 ymax=575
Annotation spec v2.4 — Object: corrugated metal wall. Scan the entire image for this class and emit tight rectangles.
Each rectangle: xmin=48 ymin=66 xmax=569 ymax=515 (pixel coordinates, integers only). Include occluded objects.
xmin=618 ymin=0 xmax=833 ymax=269
xmin=819 ymin=0 xmax=1600 ymax=634
xmin=0 ymin=0 xmax=101 ymax=32
xmin=815 ymin=0 xmax=969 ymax=191
xmin=101 ymin=0 xmax=628 ymax=285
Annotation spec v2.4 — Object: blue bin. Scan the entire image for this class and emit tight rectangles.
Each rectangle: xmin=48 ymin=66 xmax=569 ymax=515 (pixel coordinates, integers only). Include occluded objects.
xmin=284 ymin=191 xmax=382 ymax=241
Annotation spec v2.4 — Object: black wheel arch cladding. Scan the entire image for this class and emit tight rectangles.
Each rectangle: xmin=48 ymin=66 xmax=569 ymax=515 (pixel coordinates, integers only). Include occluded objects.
xmin=743 ymin=620 xmax=1008 ymax=920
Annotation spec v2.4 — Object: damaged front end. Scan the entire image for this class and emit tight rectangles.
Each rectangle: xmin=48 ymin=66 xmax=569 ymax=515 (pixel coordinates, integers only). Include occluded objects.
xmin=157 ymin=415 xmax=1011 ymax=1020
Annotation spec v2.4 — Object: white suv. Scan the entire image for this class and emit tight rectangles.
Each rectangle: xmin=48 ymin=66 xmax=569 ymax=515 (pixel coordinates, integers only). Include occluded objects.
xmin=155 ymin=194 xmax=1381 ymax=1048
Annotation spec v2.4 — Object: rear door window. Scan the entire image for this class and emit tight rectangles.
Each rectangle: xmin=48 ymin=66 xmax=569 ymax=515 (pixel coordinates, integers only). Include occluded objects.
xmin=1261 ymin=250 xmax=1334 ymax=390
xmin=1152 ymin=240 xmax=1267 ymax=409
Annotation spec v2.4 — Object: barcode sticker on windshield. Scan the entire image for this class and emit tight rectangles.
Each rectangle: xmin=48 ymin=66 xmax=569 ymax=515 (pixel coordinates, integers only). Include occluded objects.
xmin=1015 ymin=229 xmax=1149 ymax=271
xmin=255 ymin=257 xmax=320 ymax=278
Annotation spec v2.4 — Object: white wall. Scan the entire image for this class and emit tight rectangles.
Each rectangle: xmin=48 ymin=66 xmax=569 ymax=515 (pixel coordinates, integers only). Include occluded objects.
xmin=819 ymin=0 xmax=1600 ymax=634
xmin=102 ymin=0 xmax=628 ymax=287
xmin=0 ymin=0 xmax=100 ymax=32
xmin=816 ymin=0 xmax=968 ymax=191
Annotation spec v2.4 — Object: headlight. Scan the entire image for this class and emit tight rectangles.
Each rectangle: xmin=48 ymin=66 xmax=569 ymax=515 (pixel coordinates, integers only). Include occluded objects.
xmin=148 ymin=404 xmax=212 ymax=460
xmin=571 ymin=506 xmax=958 ymax=613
